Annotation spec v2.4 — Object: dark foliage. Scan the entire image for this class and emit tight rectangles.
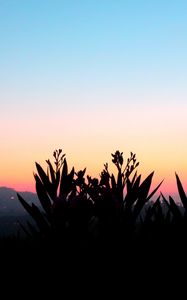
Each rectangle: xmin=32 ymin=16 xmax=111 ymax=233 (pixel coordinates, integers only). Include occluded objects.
xmin=1 ymin=149 xmax=187 ymax=287
xmin=16 ymin=149 xmax=165 ymax=251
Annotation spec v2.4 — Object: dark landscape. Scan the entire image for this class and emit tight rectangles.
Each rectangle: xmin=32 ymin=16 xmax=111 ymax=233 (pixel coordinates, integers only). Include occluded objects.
xmin=0 ymin=149 xmax=187 ymax=284
xmin=0 ymin=149 xmax=187 ymax=297
xmin=1 ymin=1 xmax=187 ymax=295
xmin=0 ymin=187 xmax=38 ymax=236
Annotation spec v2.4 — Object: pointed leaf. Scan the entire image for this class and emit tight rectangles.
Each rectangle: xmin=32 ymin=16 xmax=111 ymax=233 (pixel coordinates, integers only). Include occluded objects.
xmin=175 ymin=173 xmax=187 ymax=210
xmin=146 ymin=180 xmax=164 ymax=201
xmin=124 ymin=175 xmax=141 ymax=209
xmin=161 ymin=193 xmax=170 ymax=210
xmin=17 ymin=193 xmax=35 ymax=217
xmin=31 ymin=203 xmax=50 ymax=233
xmin=35 ymin=162 xmax=50 ymax=185
xmin=138 ymin=172 xmax=154 ymax=200
xmin=62 ymin=158 xmax=68 ymax=179
xmin=133 ymin=174 xmax=141 ymax=190
xmin=46 ymin=159 xmax=56 ymax=185
xmin=35 ymin=162 xmax=55 ymax=200
xmin=169 ymin=195 xmax=182 ymax=221
xmin=131 ymin=171 xmax=137 ymax=187
xmin=34 ymin=174 xmax=52 ymax=214
xmin=133 ymin=172 xmax=154 ymax=220
xmin=17 ymin=193 xmax=50 ymax=233
xmin=60 ymin=164 xmax=75 ymax=198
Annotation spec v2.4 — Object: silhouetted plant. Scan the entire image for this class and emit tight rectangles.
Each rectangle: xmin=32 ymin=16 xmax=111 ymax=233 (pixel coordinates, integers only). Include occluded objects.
xmin=138 ymin=173 xmax=187 ymax=248
xmin=17 ymin=148 xmax=163 ymax=250
xmin=17 ymin=149 xmax=74 ymax=239
xmin=153 ymin=173 xmax=187 ymax=246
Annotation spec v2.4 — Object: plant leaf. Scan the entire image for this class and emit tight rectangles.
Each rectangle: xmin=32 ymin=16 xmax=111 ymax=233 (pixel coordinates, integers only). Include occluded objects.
xmin=169 ymin=195 xmax=182 ymax=221
xmin=34 ymin=174 xmax=52 ymax=214
xmin=175 ymin=173 xmax=187 ymax=210
xmin=60 ymin=163 xmax=75 ymax=198
xmin=35 ymin=162 xmax=55 ymax=200
xmin=17 ymin=193 xmax=50 ymax=233
xmin=146 ymin=180 xmax=164 ymax=201
xmin=133 ymin=172 xmax=154 ymax=220
xmin=46 ymin=159 xmax=56 ymax=185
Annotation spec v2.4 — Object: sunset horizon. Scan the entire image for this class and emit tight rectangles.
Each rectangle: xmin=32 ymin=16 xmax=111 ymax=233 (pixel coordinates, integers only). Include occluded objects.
xmin=1 ymin=0 xmax=187 ymax=285
xmin=1 ymin=0 xmax=187 ymax=198
xmin=1 ymin=145 xmax=185 ymax=203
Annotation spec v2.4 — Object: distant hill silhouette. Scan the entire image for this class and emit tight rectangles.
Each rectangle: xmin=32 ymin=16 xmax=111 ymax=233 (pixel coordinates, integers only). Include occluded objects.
xmin=0 ymin=187 xmax=38 ymax=216
xmin=0 ymin=187 xmax=38 ymax=236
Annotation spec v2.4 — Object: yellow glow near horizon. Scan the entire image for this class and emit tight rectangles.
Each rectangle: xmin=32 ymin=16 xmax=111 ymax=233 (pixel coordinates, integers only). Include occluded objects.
xmin=1 ymin=101 xmax=187 ymax=197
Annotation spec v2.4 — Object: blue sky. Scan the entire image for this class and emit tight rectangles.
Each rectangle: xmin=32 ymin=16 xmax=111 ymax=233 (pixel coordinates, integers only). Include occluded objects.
xmin=1 ymin=0 xmax=187 ymax=107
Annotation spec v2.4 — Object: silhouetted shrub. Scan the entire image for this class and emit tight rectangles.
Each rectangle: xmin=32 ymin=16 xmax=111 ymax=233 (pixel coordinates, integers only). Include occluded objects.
xmin=17 ymin=149 xmax=164 ymax=253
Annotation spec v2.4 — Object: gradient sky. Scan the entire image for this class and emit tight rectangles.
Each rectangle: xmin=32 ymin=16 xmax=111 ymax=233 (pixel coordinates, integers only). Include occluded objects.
xmin=0 ymin=0 xmax=187 ymax=197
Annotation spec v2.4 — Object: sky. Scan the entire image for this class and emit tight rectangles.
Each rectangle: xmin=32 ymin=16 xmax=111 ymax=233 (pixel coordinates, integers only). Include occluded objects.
xmin=0 ymin=0 xmax=187 ymax=198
